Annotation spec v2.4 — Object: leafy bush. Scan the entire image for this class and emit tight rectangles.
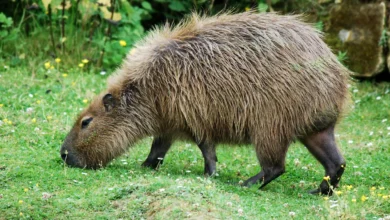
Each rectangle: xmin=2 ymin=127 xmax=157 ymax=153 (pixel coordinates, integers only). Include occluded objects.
xmin=0 ymin=0 xmax=151 ymax=70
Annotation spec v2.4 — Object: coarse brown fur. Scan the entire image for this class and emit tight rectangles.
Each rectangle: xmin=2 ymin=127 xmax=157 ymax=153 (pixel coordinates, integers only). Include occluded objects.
xmin=61 ymin=12 xmax=351 ymax=195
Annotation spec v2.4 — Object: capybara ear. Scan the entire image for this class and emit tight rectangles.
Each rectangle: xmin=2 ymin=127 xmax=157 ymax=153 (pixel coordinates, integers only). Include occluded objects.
xmin=103 ymin=93 xmax=116 ymax=112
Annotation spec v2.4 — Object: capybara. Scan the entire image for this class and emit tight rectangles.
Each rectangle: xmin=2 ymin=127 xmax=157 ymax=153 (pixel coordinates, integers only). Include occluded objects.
xmin=61 ymin=12 xmax=351 ymax=195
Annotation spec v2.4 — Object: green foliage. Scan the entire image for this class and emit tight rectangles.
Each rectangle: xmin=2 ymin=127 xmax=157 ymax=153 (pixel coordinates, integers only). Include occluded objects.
xmin=379 ymin=29 xmax=388 ymax=48
xmin=0 ymin=0 xmax=150 ymax=70
xmin=0 ymin=0 xmax=333 ymax=70
xmin=257 ymin=0 xmax=283 ymax=12
xmin=337 ymin=51 xmax=348 ymax=64
xmin=0 ymin=13 xmax=18 ymax=42
xmin=0 ymin=13 xmax=13 ymax=29
xmin=257 ymin=2 xmax=268 ymax=13
xmin=314 ymin=21 xmax=324 ymax=32
xmin=167 ymin=0 xmax=187 ymax=12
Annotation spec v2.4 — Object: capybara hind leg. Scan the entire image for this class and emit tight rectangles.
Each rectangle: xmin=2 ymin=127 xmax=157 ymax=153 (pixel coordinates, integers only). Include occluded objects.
xmin=243 ymin=143 xmax=287 ymax=188
xmin=142 ymin=135 xmax=172 ymax=169
xmin=300 ymin=125 xmax=346 ymax=195
xmin=197 ymin=141 xmax=217 ymax=176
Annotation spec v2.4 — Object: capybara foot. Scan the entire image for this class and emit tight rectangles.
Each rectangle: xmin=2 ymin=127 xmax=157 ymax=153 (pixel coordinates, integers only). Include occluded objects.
xmin=141 ymin=158 xmax=163 ymax=169
xmin=242 ymin=171 xmax=265 ymax=187
xmin=309 ymin=187 xmax=332 ymax=196
xmin=204 ymin=163 xmax=216 ymax=177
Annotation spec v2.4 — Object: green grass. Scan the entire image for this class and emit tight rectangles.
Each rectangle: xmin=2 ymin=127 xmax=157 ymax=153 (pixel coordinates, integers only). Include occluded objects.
xmin=1 ymin=67 xmax=390 ymax=219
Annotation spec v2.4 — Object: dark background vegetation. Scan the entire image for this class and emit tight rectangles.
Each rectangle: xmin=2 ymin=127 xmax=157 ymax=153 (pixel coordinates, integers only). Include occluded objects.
xmin=0 ymin=0 xmax=340 ymax=71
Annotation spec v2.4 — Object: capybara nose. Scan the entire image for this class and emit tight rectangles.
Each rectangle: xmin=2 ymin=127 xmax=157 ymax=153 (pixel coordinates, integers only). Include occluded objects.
xmin=60 ymin=152 xmax=77 ymax=167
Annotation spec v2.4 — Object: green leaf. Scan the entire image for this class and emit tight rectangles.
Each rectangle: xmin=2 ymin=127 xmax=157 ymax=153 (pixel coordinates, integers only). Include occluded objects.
xmin=258 ymin=2 xmax=268 ymax=12
xmin=169 ymin=0 xmax=186 ymax=12
xmin=141 ymin=1 xmax=152 ymax=11
xmin=0 ymin=13 xmax=5 ymax=21
xmin=120 ymin=0 xmax=134 ymax=15
xmin=0 ymin=13 xmax=13 ymax=28
xmin=314 ymin=21 xmax=323 ymax=31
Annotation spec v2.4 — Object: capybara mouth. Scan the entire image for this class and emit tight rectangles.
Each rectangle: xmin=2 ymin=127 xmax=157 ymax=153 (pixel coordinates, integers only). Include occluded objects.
xmin=61 ymin=152 xmax=84 ymax=168
xmin=60 ymin=152 xmax=106 ymax=169
xmin=60 ymin=146 xmax=88 ymax=169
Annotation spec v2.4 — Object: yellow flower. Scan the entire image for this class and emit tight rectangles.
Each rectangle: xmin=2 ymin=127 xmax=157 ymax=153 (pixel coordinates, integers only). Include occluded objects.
xmin=55 ymin=58 xmax=61 ymax=63
xmin=119 ymin=40 xmax=127 ymax=47
xmin=82 ymin=99 xmax=88 ymax=103
xmin=47 ymin=115 xmax=53 ymax=120
xmin=245 ymin=6 xmax=251 ymax=11
xmin=78 ymin=63 xmax=84 ymax=68
xmin=50 ymin=66 xmax=54 ymax=69
xmin=351 ymin=198 xmax=356 ymax=202
xmin=82 ymin=59 xmax=89 ymax=64
xmin=44 ymin=62 xmax=51 ymax=69
xmin=335 ymin=191 xmax=343 ymax=195
xmin=361 ymin=195 xmax=368 ymax=202
xmin=206 ymin=185 xmax=212 ymax=190
xmin=383 ymin=195 xmax=388 ymax=199
xmin=71 ymin=81 xmax=76 ymax=87
xmin=377 ymin=193 xmax=383 ymax=197
xmin=370 ymin=187 xmax=376 ymax=191
xmin=36 ymin=100 xmax=41 ymax=104
xmin=32 ymin=118 xmax=36 ymax=123
xmin=379 ymin=187 xmax=385 ymax=190
xmin=62 ymin=73 xmax=68 ymax=78
xmin=19 ymin=200 xmax=23 ymax=204
xmin=24 ymin=188 xmax=29 ymax=192
xmin=19 ymin=212 xmax=23 ymax=216
xmin=0 ymin=104 xmax=3 ymax=107
xmin=323 ymin=196 xmax=329 ymax=200
xmin=346 ymin=185 xmax=353 ymax=190
xmin=7 ymin=120 xmax=12 ymax=125
xmin=323 ymin=176 xmax=330 ymax=181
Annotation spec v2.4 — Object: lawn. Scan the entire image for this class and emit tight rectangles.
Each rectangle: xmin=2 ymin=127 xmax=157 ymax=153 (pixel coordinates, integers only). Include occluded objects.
xmin=0 ymin=67 xmax=389 ymax=219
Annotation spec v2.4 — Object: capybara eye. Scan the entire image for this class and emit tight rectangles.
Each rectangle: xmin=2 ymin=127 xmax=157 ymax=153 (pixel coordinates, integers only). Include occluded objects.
xmin=81 ymin=117 xmax=93 ymax=129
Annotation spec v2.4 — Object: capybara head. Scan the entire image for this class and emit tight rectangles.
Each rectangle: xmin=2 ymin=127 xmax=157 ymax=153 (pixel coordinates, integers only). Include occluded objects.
xmin=60 ymin=88 xmax=148 ymax=169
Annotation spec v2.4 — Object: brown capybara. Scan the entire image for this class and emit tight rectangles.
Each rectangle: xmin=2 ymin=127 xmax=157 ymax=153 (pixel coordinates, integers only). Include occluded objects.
xmin=61 ymin=12 xmax=351 ymax=195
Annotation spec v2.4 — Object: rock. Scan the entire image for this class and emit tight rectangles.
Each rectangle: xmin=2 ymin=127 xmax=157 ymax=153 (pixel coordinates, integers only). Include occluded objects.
xmin=326 ymin=1 xmax=386 ymax=77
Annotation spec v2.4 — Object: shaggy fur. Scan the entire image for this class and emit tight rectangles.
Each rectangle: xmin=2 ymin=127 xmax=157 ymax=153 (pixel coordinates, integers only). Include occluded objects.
xmin=61 ymin=12 xmax=351 ymax=194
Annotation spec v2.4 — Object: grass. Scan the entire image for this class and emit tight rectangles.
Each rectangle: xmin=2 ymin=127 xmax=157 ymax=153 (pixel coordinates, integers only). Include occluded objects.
xmin=0 ymin=66 xmax=390 ymax=219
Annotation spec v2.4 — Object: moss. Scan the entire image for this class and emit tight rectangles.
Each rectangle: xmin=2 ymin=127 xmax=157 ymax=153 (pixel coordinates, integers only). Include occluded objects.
xmin=324 ymin=2 xmax=385 ymax=77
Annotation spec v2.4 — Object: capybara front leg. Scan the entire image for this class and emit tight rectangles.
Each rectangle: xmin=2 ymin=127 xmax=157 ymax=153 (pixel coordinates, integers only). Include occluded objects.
xmin=197 ymin=140 xmax=217 ymax=176
xmin=142 ymin=135 xmax=173 ymax=169
xmin=300 ymin=125 xmax=346 ymax=195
